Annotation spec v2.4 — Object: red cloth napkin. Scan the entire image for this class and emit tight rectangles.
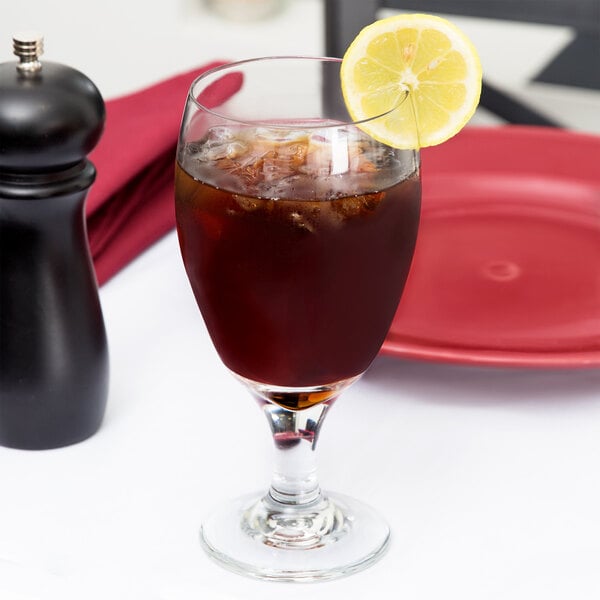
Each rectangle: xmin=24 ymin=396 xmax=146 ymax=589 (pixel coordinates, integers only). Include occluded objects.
xmin=87 ymin=62 xmax=242 ymax=285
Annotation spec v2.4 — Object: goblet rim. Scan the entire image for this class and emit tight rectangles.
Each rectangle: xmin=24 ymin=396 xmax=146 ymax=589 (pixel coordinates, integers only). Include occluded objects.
xmin=186 ymin=55 xmax=412 ymax=131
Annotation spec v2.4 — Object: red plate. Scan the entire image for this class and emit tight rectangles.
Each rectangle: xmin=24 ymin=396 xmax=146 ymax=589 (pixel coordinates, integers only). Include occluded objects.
xmin=382 ymin=126 xmax=600 ymax=368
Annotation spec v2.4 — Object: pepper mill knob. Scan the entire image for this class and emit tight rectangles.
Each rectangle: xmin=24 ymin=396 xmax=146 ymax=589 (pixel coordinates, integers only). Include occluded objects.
xmin=13 ymin=31 xmax=44 ymax=73
xmin=0 ymin=34 xmax=105 ymax=173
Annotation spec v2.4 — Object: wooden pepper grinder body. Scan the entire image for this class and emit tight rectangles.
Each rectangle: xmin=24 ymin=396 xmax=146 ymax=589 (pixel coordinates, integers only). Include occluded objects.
xmin=0 ymin=34 xmax=109 ymax=449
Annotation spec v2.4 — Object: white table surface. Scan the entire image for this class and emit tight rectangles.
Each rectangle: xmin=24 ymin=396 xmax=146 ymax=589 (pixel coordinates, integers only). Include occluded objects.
xmin=1 ymin=1 xmax=600 ymax=599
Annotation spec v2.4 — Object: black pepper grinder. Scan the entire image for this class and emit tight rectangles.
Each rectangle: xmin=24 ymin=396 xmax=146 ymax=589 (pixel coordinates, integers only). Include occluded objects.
xmin=0 ymin=33 xmax=109 ymax=449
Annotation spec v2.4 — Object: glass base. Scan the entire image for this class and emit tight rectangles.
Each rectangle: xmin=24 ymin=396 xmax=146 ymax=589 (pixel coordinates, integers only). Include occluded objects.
xmin=200 ymin=491 xmax=390 ymax=582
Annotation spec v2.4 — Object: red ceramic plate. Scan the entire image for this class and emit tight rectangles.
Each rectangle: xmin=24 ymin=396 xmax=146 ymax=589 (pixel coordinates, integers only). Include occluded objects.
xmin=382 ymin=126 xmax=600 ymax=368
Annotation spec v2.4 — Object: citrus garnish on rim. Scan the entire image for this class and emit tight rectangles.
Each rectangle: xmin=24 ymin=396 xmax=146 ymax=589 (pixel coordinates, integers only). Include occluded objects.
xmin=341 ymin=13 xmax=482 ymax=148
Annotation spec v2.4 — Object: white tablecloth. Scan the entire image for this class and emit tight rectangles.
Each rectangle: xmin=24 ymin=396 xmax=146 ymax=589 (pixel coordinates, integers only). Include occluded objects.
xmin=1 ymin=2 xmax=599 ymax=598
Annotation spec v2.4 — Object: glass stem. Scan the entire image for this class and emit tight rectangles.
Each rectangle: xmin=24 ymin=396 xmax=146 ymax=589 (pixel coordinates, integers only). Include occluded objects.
xmin=261 ymin=401 xmax=332 ymax=507
xmin=241 ymin=395 xmax=350 ymax=549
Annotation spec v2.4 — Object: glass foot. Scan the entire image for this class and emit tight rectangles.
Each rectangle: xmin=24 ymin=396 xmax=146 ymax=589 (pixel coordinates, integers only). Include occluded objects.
xmin=200 ymin=491 xmax=390 ymax=582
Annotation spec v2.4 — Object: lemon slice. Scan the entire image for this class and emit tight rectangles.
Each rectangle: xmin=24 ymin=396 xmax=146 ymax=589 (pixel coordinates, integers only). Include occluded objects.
xmin=341 ymin=13 xmax=482 ymax=148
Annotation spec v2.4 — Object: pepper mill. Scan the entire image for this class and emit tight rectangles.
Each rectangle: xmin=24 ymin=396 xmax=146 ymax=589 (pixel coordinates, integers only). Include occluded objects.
xmin=0 ymin=33 xmax=109 ymax=449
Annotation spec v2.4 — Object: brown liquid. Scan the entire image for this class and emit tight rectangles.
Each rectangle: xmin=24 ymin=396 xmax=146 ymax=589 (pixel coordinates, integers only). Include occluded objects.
xmin=175 ymin=127 xmax=420 ymax=392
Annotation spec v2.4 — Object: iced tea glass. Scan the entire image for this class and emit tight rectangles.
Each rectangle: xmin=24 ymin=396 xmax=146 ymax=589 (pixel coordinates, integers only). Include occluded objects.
xmin=175 ymin=57 xmax=421 ymax=581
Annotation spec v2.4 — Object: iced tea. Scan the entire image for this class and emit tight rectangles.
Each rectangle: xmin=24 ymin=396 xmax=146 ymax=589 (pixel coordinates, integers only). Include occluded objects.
xmin=175 ymin=124 xmax=420 ymax=390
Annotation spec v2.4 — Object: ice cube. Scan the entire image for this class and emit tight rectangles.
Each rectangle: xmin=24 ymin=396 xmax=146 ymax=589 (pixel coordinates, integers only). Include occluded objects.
xmin=234 ymin=194 xmax=261 ymax=212
xmin=198 ymin=140 xmax=248 ymax=162
xmin=289 ymin=210 xmax=315 ymax=233
xmin=261 ymin=174 xmax=307 ymax=199
xmin=186 ymin=126 xmax=248 ymax=162
xmin=206 ymin=125 xmax=237 ymax=142
xmin=255 ymin=128 xmax=311 ymax=144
